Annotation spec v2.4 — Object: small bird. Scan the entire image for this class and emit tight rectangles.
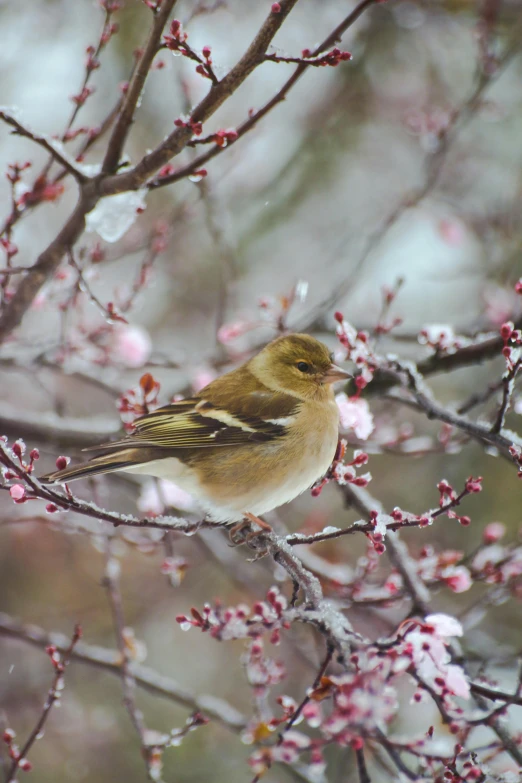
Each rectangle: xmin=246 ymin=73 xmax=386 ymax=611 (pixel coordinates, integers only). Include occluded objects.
xmin=41 ymin=334 xmax=350 ymax=525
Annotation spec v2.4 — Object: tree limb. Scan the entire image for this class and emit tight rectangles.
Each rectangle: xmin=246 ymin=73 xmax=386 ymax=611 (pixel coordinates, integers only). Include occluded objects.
xmin=0 ymin=612 xmax=246 ymax=731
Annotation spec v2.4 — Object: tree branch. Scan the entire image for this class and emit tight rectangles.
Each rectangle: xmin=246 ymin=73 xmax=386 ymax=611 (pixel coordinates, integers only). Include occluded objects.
xmin=0 ymin=111 xmax=87 ymax=182
xmin=296 ymin=29 xmax=522 ymax=332
xmin=0 ymin=401 xmax=120 ymax=448
xmin=0 ymin=0 xmax=303 ymax=343
xmin=5 ymin=625 xmax=82 ymax=783
xmin=0 ymin=612 xmax=246 ymax=731
xmin=149 ymin=0 xmax=381 ymax=189
xmin=0 ymin=188 xmax=97 ymax=344
xmin=100 ymin=0 xmax=302 ymax=195
xmin=383 ymin=361 xmax=518 ymax=461
xmin=355 ymin=746 xmax=372 ymax=783
xmin=102 ymin=0 xmax=178 ymax=174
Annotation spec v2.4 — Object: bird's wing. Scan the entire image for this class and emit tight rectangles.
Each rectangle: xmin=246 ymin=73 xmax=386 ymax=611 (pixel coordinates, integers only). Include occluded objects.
xmin=84 ymin=393 xmax=299 ymax=452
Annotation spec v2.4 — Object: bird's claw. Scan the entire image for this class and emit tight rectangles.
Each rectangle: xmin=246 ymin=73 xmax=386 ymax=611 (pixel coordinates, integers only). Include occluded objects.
xmin=228 ymin=513 xmax=272 ymax=555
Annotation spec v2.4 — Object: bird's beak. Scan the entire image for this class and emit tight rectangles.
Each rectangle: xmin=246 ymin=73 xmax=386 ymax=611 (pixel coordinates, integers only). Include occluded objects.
xmin=322 ymin=364 xmax=352 ymax=385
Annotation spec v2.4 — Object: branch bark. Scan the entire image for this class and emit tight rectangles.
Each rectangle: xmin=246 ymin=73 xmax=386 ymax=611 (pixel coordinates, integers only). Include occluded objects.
xmin=149 ymin=0 xmax=381 ymax=189
xmin=0 ymin=612 xmax=246 ymax=731
xmin=102 ymin=0 xmax=179 ymax=174
xmin=0 ymin=111 xmax=87 ymax=182
xmin=0 ymin=0 xmax=302 ymax=344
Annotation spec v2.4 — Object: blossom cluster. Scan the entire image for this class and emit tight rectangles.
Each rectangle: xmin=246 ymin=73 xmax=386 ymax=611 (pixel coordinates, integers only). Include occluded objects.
xmin=176 ymin=586 xmax=289 ymax=643
xmin=334 ymin=312 xmax=376 ymax=392
xmin=231 ymin=609 xmax=470 ymax=779
xmin=118 ymin=372 xmax=161 ymax=429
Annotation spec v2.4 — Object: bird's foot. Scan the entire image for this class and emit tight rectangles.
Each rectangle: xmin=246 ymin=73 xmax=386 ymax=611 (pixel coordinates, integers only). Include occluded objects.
xmin=229 ymin=512 xmax=272 ymax=549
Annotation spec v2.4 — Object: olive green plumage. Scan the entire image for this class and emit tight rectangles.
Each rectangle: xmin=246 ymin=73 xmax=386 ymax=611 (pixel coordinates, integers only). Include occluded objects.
xmin=41 ymin=334 xmax=350 ymax=522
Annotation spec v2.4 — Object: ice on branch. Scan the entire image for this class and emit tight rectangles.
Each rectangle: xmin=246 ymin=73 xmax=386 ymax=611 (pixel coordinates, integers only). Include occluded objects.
xmin=86 ymin=190 xmax=148 ymax=242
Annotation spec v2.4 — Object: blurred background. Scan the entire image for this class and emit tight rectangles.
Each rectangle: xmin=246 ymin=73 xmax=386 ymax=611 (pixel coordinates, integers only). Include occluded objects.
xmin=1 ymin=0 xmax=522 ymax=781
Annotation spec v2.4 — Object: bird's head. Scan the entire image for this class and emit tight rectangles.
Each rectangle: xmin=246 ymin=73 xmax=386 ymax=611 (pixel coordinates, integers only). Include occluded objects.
xmin=248 ymin=333 xmax=351 ymax=400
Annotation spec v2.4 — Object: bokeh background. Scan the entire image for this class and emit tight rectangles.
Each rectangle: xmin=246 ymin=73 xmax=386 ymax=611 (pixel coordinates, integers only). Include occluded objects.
xmin=1 ymin=0 xmax=522 ymax=781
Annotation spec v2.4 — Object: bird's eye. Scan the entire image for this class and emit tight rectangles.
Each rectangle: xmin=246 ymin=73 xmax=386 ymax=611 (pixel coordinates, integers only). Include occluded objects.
xmin=296 ymin=361 xmax=311 ymax=373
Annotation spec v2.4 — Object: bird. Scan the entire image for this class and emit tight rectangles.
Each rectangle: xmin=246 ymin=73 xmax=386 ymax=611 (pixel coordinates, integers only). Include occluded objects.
xmin=41 ymin=333 xmax=350 ymax=529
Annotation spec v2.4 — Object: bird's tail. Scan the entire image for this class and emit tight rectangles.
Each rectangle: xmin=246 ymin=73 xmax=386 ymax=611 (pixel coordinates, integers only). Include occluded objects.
xmin=40 ymin=448 xmax=147 ymax=484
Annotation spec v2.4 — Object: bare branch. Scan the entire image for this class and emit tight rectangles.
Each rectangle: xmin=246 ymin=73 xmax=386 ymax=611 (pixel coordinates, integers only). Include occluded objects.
xmin=355 ymin=746 xmax=372 ymax=783
xmin=102 ymin=0 xmax=178 ymax=174
xmin=0 ymin=0 xmax=303 ymax=342
xmin=149 ymin=0 xmax=381 ymax=189
xmin=0 ymin=110 xmax=87 ymax=182
xmin=0 ymin=612 xmax=246 ymax=731
xmin=5 ymin=625 xmax=81 ymax=783
xmin=103 ymin=542 xmax=157 ymax=780
xmin=296 ymin=29 xmax=522 ymax=332
xmin=491 ymin=358 xmax=521 ymax=434
xmin=101 ymin=0 xmax=302 ymax=195
xmin=0 ymin=400 xmax=120 ymax=448
xmin=0 ymin=188 xmax=97 ymax=344
xmin=383 ymin=361 xmax=518 ymax=461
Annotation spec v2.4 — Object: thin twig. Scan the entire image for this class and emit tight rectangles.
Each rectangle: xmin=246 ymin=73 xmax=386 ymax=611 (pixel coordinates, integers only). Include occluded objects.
xmin=0 ymin=111 xmax=87 ymax=182
xmin=0 ymin=0 xmax=303 ymax=343
xmin=383 ymin=360 xmax=518 ymax=461
xmin=103 ymin=542 xmax=157 ymax=780
xmin=296 ymin=28 xmax=522 ymax=332
xmin=149 ymin=0 xmax=381 ymax=189
xmin=372 ymin=729 xmax=419 ymax=781
xmin=490 ymin=358 xmax=521 ymax=434
xmin=0 ymin=612 xmax=246 ymax=731
xmin=341 ymin=484 xmax=432 ymax=615
xmin=5 ymin=625 xmax=82 ymax=783
xmin=279 ymin=643 xmax=334 ymax=739
xmin=355 ymin=746 xmax=372 ymax=783
xmin=102 ymin=0 xmax=178 ymax=174
xmin=470 ymin=679 xmax=522 ymax=707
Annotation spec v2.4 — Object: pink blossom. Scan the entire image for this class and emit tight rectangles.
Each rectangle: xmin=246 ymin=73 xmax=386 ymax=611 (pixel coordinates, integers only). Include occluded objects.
xmin=441 ymin=565 xmax=472 ymax=593
xmin=445 ymin=664 xmax=470 ymax=699
xmin=501 ymin=550 xmax=522 ymax=581
xmin=137 ymin=480 xmax=195 ymax=515
xmin=418 ymin=324 xmax=457 ymax=352
xmin=406 ymin=623 xmax=469 ymax=699
xmin=483 ymin=284 xmax=517 ymax=327
xmin=335 ymin=394 xmax=374 ymax=440
xmin=438 ymin=218 xmax=465 ymax=246
xmin=279 ymin=730 xmax=310 ymax=750
xmin=425 ymin=613 xmax=463 ymax=637
xmin=302 ymin=701 xmax=322 ymax=728
xmin=191 ymin=367 xmax=217 ymax=392
xmin=483 ymin=522 xmax=506 ymax=544
xmin=110 ymin=324 xmax=152 ymax=368
xmin=472 ymin=544 xmax=505 ymax=572
xmin=9 ymin=484 xmax=25 ymax=500
xmin=121 ymin=626 xmax=147 ymax=662
xmin=160 ymin=556 xmax=188 ymax=586
xmin=31 ymin=292 xmax=47 ymax=310
xmin=217 ymin=321 xmax=251 ymax=344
